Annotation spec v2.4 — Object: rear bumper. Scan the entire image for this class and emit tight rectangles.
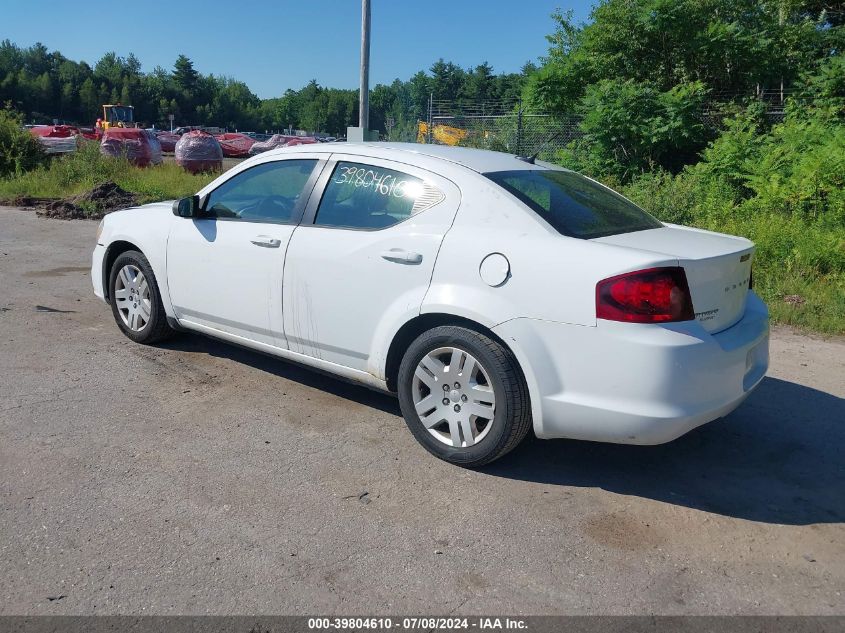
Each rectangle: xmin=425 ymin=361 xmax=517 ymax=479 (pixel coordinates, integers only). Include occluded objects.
xmin=92 ymin=243 xmax=106 ymax=302
xmin=493 ymin=292 xmax=769 ymax=444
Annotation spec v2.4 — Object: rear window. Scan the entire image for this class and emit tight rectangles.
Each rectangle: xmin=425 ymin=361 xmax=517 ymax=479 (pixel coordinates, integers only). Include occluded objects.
xmin=485 ymin=169 xmax=662 ymax=239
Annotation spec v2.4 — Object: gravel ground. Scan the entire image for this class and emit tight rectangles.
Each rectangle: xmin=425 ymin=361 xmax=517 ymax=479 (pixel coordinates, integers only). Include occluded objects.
xmin=0 ymin=206 xmax=842 ymax=615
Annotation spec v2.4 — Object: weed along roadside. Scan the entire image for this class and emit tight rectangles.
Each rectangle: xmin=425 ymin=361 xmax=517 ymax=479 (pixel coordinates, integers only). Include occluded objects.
xmin=10 ymin=181 xmax=138 ymax=219
xmin=0 ymin=138 xmax=219 ymax=214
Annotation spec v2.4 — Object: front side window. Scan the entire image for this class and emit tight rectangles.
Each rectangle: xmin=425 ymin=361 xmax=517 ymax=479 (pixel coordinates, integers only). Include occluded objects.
xmin=485 ymin=169 xmax=663 ymax=239
xmin=314 ymin=161 xmax=444 ymax=230
xmin=203 ymin=159 xmax=317 ymax=223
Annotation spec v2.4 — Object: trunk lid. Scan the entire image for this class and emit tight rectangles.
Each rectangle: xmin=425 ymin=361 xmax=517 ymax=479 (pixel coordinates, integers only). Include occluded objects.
xmin=593 ymin=225 xmax=754 ymax=333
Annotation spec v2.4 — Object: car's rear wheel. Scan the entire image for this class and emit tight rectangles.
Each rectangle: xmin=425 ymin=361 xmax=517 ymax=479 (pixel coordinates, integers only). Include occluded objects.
xmin=397 ymin=325 xmax=531 ymax=467
xmin=109 ymin=250 xmax=173 ymax=344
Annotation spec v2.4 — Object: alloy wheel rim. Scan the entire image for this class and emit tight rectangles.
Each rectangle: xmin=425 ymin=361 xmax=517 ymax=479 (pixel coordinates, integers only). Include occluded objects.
xmin=411 ymin=346 xmax=496 ymax=448
xmin=114 ymin=264 xmax=151 ymax=332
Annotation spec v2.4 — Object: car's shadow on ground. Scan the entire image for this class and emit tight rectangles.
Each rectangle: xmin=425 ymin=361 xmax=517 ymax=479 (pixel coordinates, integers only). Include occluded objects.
xmin=485 ymin=377 xmax=845 ymax=526
xmin=164 ymin=334 xmax=843 ymax=526
xmin=160 ymin=333 xmax=400 ymax=416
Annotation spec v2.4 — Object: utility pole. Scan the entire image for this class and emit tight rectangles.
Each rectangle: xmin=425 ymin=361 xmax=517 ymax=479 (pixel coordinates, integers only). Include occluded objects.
xmin=348 ymin=0 xmax=378 ymax=142
xmin=359 ymin=0 xmax=370 ymax=129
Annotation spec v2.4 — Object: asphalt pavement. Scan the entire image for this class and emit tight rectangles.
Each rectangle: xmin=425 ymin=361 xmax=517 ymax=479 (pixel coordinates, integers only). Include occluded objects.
xmin=0 ymin=207 xmax=842 ymax=615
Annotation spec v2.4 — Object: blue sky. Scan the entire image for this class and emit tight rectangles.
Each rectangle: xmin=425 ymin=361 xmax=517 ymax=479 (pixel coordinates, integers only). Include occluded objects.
xmin=2 ymin=0 xmax=595 ymax=98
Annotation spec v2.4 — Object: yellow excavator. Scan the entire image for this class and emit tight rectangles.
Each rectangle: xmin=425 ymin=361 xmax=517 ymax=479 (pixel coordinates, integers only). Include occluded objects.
xmin=416 ymin=121 xmax=468 ymax=146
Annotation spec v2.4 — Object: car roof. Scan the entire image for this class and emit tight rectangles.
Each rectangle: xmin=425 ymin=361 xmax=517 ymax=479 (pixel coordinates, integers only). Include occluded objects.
xmin=262 ymin=142 xmax=546 ymax=174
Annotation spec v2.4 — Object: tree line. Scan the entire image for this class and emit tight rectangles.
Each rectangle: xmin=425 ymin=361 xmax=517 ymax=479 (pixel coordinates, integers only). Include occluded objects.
xmin=0 ymin=40 xmax=532 ymax=137
xmin=522 ymin=0 xmax=843 ymax=180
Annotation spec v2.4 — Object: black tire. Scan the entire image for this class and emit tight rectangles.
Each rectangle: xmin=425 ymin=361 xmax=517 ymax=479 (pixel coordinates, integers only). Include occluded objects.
xmin=397 ymin=325 xmax=532 ymax=467
xmin=108 ymin=250 xmax=174 ymax=344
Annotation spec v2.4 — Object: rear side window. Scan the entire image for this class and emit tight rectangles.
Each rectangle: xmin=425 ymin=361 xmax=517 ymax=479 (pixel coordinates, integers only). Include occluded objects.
xmin=485 ymin=169 xmax=662 ymax=239
xmin=315 ymin=161 xmax=444 ymax=230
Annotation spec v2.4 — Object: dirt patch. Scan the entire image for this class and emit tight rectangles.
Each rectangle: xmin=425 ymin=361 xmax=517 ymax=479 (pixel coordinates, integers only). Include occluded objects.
xmin=70 ymin=182 xmax=138 ymax=217
xmin=584 ymin=511 xmax=667 ymax=551
xmin=784 ymin=294 xmax=806 ymax=305
xmin=3 ymin=181 xmax=139 ymax=220
xmin=38 ymin=200 xmax=88 ymax=220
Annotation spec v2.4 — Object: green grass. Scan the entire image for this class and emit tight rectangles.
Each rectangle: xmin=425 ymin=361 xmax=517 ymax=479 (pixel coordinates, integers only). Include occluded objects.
xmin=620 ymin=172 xmax=845 ymax=336
xmin=716 ymin=214 xmax=844 ymax=336
xmin=0 ymin=141 xmax=216 ymax=204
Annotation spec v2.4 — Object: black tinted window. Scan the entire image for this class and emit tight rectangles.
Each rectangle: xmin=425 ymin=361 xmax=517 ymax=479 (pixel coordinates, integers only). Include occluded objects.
xmin=204 ymin=159 xmax=317 ymax=223
xmin=485 ymin=169 xmax=662 ymax=239
xmin=315 ymin=162 xmax=442 ymax=230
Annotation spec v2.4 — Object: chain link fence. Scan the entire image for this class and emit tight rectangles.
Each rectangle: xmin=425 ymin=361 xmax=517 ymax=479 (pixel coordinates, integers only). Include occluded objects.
xmin=417 ymin=91 xmax=792 ymax=160
xmin=418 ymin=99 xmax=580 ymax=160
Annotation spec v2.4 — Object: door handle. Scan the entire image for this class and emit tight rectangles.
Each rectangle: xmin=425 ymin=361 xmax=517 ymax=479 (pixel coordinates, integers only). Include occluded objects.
xmin=251 ymin=236 xmax=281 ymax=248
xmin=380 ymin=249 xmax=423 ymax=264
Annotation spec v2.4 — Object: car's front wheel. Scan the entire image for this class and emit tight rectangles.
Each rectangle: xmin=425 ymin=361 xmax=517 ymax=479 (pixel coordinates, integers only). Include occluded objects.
xmin=109 ymin=250 xmax=174 ymax=344
xmin=397 ymin=325 xmax=531 ymax=467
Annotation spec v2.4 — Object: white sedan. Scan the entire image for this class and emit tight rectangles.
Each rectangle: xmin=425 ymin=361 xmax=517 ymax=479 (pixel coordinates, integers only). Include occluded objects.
xmin=92 ymin=143 xmax=769 ymax=466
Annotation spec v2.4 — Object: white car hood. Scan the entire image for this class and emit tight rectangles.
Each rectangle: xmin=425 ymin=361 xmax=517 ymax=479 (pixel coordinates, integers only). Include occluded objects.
xmin=109 ymin=200 xmax=175 ymax=220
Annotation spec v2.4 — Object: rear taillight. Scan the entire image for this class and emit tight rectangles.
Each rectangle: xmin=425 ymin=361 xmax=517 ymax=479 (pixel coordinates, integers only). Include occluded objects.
xmin=596 ymin=267 xmax=695 ymax=323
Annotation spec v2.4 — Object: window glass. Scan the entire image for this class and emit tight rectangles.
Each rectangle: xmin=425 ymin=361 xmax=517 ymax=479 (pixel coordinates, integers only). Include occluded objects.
xmin=203 ymin=159 xmax=317 ymax=222
xmin=314 ymin=162 xmax=443 ymax=229
xmin=485 ymin=169 xmax=663 ymax=239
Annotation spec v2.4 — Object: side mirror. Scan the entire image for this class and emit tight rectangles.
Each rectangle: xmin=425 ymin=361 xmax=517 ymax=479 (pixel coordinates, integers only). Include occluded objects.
xmin=172 ymin=195 xmax=200 ymax=218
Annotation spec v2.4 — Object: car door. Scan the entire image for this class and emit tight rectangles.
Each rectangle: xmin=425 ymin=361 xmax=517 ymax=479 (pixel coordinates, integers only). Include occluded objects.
xmin=167 ymin=156 xmax=324 ymax=347
xmin=282 ymin=155 xmax=460 ymax=375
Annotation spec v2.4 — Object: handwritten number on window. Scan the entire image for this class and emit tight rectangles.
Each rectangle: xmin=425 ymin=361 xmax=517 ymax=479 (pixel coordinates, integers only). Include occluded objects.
xmin=333 ymin=166 xmax=410 ymax=198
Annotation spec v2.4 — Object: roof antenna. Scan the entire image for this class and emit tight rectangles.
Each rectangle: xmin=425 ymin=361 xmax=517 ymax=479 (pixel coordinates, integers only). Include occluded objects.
xmin=516 ymin=129 xmax=565 ymax=164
